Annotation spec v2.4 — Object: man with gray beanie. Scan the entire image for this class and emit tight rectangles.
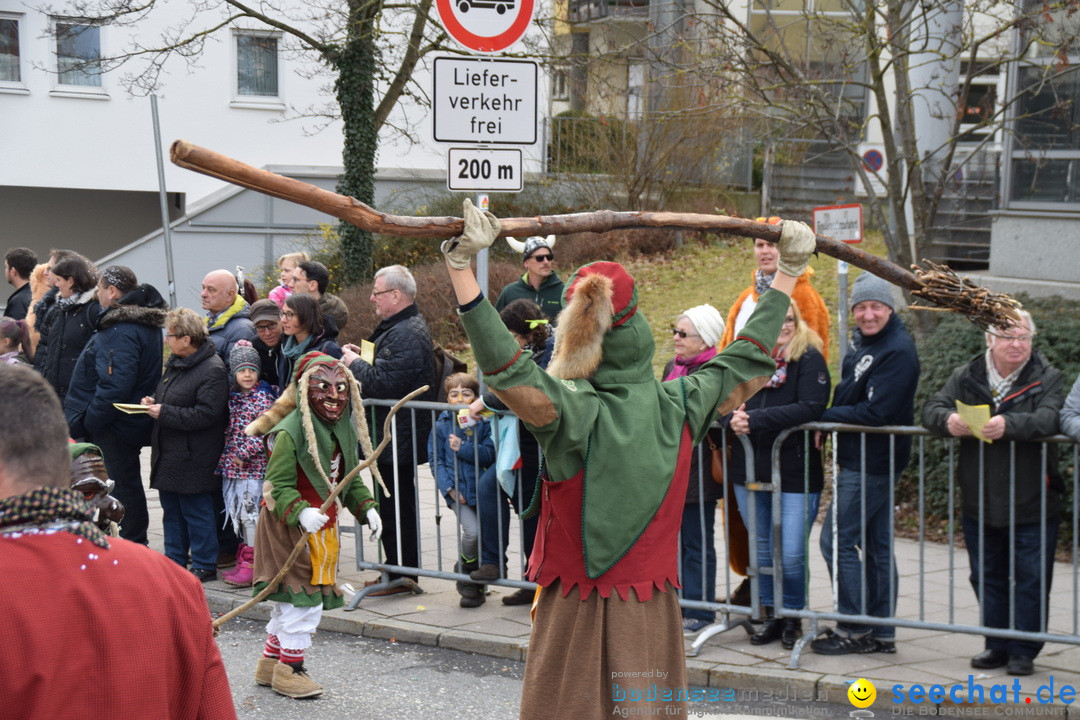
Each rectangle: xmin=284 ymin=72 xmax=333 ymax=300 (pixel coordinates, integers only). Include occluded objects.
xmin=811 ymin=270 xmax=919 ymax=656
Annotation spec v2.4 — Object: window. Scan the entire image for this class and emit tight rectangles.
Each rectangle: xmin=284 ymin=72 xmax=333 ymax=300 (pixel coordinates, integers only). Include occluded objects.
xmin=0 ymin=15 xmax=20 ymax=84
xmin=627 ymin=62 xmax=644 ymax=120
xmin=551 ymin=66 xmax=569 ymax=101
xmin=55 ymin=20 xmax=101 ymax=87
xmin=958 ymin=62 xmax=1001 ymax=144
xmin=236 ymin=32 xmax=278 ymax=98
xmin=1009 ymin=65 xmax=1080 ymax=205
xmin=1004 ymin=1 xmax=1080 ymax=208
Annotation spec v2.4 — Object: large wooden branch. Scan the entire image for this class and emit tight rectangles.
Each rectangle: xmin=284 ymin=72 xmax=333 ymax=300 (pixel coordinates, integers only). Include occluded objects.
xmin=170 ymin=140 xmax=1023 ymax=330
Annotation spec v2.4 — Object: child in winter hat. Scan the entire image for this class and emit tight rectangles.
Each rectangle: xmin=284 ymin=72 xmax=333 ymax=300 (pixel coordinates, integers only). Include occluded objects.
xmin=218 ymin=339 xmax=275 ymax=587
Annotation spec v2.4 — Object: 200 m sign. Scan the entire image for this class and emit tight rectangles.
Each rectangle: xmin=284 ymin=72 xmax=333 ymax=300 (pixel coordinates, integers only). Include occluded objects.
xmin=447 ymin=148 xmax=523 ymax=192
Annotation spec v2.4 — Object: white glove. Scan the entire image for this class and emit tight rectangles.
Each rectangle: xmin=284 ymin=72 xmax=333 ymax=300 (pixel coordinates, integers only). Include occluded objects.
xmin=441 ymin=198 xmax=501 ymax=270
xmin=776 ymin=220 xmax=817 ymax=278
xmin=366 ymin=507 xmax=383 ymax=542
xmin=298 ymin=507 xmax=329 ymax=534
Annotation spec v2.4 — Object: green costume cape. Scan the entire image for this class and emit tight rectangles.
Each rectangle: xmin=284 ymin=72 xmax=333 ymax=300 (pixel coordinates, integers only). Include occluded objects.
xmin=462 ymin=283 xmax=786 ymax=579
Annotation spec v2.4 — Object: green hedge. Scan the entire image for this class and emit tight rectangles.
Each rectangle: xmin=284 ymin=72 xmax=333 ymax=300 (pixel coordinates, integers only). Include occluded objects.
xmin=905 ymin=295 xmax=1080 ymax=548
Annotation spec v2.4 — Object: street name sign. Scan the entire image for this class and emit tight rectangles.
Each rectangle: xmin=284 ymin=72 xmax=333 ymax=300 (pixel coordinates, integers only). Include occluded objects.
xmin=435 ymin=0 xmax=535 ymax=53
xmin=813 ymin=203 xmax=863 ymax=244
xmin=433 ymin=57 xmax=537 ymax=145
xmin=447 ymin=148 xmax=523 ymax=192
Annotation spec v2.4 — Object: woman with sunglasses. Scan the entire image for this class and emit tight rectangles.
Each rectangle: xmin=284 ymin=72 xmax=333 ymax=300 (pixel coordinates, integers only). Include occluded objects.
xmin=279 ymin=293 xmax=341 ymax=381
xmin=725 ymin=301 xmax=830 ymax=649
xmin=662 ymin=304 xmax=726 ymax=634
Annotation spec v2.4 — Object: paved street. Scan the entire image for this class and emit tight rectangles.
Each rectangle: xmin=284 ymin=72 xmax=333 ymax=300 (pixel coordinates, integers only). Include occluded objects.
xmin=216 ymin=617 xmax=861 ymax=718
xmin=216 ymin=617 xmax=523 ymax=719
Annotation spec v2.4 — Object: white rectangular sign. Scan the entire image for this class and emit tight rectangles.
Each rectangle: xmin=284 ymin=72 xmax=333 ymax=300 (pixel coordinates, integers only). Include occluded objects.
xmin=447 ymin=148 xmax=523 ymax=192
xmin=813 ymin=203 xmax=863 ymax=243
xmin=433 ymin=57 xmax=537 ymax=145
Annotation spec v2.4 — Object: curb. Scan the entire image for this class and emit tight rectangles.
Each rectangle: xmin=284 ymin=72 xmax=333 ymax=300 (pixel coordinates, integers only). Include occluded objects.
xmin=205 ymin=588 xmax=1076 ymax=716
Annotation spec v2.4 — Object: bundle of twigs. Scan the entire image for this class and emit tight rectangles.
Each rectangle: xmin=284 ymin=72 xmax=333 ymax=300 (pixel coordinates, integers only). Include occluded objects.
xmin=169 ymin=140 xmax=1024 ymax=331
xmin=908 ymin=260 xmax=1025 ymax=331
xmin=212 ymin=385 xmax=428 ymax=632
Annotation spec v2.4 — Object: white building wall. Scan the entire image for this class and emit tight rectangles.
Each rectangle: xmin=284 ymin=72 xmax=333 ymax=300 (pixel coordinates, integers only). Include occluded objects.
xmin=0 ymin=3 xmax=547 ymax=208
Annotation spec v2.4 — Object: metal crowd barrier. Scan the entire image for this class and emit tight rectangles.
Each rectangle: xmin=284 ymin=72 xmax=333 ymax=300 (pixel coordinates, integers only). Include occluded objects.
xmin=706 ymin=422 xmax=1080 ymax=668
xmin=345 ymin=398 xmax=535 ymax=609
xmin=342 ymin=400 xmax=1080 ymax=670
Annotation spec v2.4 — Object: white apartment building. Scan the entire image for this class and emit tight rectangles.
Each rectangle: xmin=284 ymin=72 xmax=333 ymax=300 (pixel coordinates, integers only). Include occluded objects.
xmin=0 ymin=3 xmax=549 ymax=309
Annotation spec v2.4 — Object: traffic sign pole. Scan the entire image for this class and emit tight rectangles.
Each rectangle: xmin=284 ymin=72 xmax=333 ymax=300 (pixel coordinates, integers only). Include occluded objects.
xmin=813 ymin=203 xmax=863 ymax=365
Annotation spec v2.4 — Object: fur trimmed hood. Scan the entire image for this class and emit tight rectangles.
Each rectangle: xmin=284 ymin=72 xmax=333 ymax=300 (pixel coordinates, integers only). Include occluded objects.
xmin=98 ymin=304 xmax=168 ymax=331
xmin=98 ymin=283 xmax=168 ymax=330
xmin=546 ymin=261 xmax=654 ymax=386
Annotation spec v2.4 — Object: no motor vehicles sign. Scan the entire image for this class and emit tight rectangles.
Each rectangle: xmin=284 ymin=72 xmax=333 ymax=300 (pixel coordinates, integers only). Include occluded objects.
xmin=433 ymin=57 xmax=537 ymax=145
xmin=435 ymin=0 xmax=535 ymax=53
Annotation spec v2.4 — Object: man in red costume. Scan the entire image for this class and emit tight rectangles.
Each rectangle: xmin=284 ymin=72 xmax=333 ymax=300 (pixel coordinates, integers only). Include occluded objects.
xmin=0 ymin=363 xmax=236 ymax=719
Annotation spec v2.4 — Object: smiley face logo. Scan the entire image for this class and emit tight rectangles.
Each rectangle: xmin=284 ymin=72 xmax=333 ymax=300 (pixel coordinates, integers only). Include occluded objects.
xmin=848 ymin=678 xmax=876 ymax=708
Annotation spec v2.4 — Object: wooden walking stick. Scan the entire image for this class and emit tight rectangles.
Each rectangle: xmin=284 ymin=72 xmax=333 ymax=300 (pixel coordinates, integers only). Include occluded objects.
xmin=171 ymin=140 xmax=1024 ymax=331
xmin=212 ymin=385 xmax=429 ymax=631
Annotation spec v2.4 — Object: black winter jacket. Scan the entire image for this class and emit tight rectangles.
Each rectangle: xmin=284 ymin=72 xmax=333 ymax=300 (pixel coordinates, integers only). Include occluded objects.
xmin=253 ymin=335 xmax=285 ymax=392
xmin=820 ymin=314 xmax=920 ymax=476
xmin=922 ymin=351 xmax=1064 ymax=527
xmin=31 ymin=287 xmax=59 ymax=373
xmin=64 ymin=285 xmax=167 ymax=444
xmin=149 ymin=341 xmax=229 ymax=494
xmin=349 ymin=303 xmax=438 ymax=466
xmin=726 ymin=346 xmax=830 ymax=493
xmin=41 ymin=288 xmax=102 ymax=401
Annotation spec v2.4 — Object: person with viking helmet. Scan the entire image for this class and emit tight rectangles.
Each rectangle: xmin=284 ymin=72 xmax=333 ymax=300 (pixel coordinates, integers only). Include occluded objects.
xmin=244 ymin=351 xmax=384 ymax=699
xmin=441 ymin=199 xmax=819 ymax=718
xmin=495 ymin=234 xmax=564 ymax=320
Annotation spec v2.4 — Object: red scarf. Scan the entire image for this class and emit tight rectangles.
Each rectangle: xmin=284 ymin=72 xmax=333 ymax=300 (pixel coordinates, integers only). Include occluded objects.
xmin=764 ymin=346 xmax=788 ymax=388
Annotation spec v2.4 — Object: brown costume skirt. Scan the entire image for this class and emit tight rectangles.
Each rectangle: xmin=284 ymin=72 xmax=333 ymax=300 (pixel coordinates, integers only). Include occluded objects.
xmin=519 ymin=580 xmax=687 ymax=719
xmin=252 ymin=504 xmax=343 ymax=609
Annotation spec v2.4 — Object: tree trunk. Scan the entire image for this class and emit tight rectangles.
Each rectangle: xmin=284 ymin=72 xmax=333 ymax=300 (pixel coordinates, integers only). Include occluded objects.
xmin=334 ymin=1 xmax=378 ymax=284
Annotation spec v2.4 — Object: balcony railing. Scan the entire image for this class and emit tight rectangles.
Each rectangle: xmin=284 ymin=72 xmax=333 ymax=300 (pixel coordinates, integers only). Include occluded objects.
xmin=567 ymin=0 xmax=649 ymax=23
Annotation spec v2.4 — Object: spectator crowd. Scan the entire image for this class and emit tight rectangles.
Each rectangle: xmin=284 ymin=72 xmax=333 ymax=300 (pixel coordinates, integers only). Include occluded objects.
xmin=4 ymin=220 xmax=1080 ymax=709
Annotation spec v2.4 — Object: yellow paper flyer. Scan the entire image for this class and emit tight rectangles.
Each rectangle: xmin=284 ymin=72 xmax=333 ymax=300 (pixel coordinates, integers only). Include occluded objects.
xmin=113 ymin=403 xmax=151 ymax=415
xmin=956 ymin=400 xmax=992 ymax=443
xmin=360 ymin=340 xmax=375 ymax=365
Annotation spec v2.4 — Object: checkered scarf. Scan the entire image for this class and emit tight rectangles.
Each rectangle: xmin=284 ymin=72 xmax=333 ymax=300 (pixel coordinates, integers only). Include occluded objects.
xmin=0 ymin=487 xmax=109 ymax=548
xmin=985 ymin=348 xmax=1022 ymax=410
xmin=754 ymin=269 xmax=776 ymax=296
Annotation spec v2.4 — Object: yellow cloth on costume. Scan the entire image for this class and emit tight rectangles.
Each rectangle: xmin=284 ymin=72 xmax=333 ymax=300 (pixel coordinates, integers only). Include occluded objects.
xmin=306 ymin=525 xmax=340 ymax=586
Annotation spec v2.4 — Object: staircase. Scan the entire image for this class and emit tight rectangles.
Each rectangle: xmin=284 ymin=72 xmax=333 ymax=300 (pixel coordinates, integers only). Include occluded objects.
xmin=924 ymin=149 xmax=997 ymax=270
xmin=765 ymin=143 xmax=995 ymax=271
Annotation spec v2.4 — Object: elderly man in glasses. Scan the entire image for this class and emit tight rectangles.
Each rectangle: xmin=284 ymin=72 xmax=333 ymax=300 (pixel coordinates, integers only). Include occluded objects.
xmin=495 ymin=235 xmax=564 ymax=321
xmin=922 ymin=311 xmax=1064 ymax=677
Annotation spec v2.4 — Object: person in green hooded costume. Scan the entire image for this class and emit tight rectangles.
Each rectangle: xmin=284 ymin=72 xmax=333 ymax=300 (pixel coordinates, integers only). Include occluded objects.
xmin=246 ymin=351 xmax=384 ymax=699
xmin=440 ymin=201 xmax=819 ymax=719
